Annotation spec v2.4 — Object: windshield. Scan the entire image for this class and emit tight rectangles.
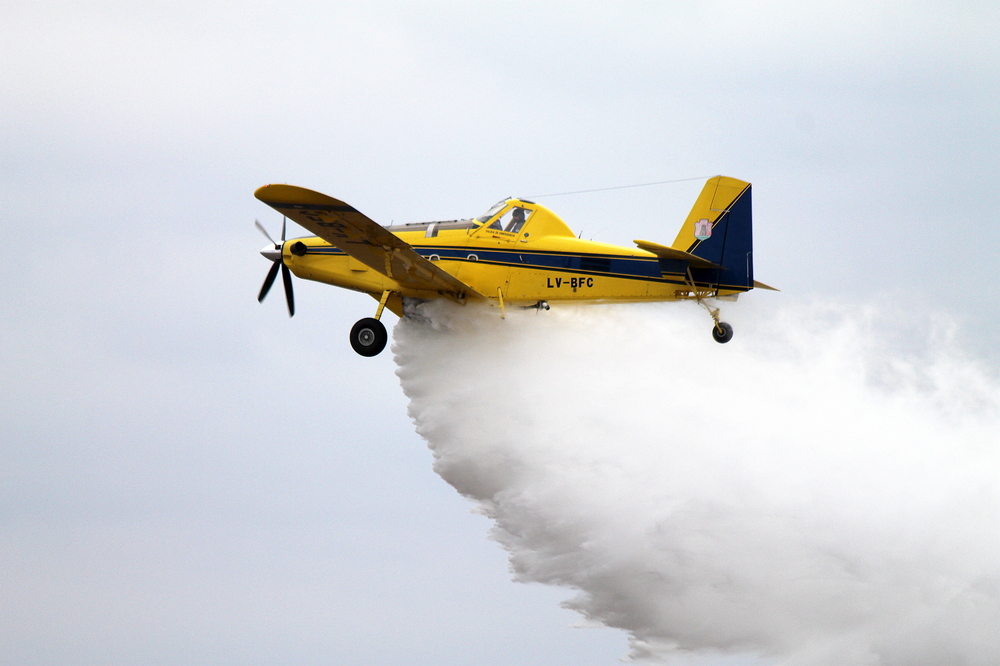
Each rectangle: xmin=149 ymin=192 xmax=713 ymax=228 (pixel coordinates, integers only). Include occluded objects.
xmin=474 ymin=199 xmax=509 ymax=224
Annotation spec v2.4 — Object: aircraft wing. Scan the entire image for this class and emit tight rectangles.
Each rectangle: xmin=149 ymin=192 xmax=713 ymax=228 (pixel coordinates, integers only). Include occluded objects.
xmin=255 ymin=184 xmax=482 ymax=302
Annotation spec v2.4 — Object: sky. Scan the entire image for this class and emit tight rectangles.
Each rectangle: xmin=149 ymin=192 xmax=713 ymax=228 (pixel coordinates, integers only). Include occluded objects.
xmin=2 ymin=1 xmax=999 ymax=664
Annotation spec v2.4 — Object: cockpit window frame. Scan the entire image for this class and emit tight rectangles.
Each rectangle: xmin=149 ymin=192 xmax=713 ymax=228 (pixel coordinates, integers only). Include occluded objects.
xmin=474 ymin=199 xmax=510 ymax=224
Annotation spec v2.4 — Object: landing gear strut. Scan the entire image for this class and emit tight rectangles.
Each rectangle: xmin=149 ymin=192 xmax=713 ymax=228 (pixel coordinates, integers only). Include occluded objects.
xmin=694 ymin=295 xmax=734 ymax=345
xmin=680 ymin=269 xmax=735 ymax=344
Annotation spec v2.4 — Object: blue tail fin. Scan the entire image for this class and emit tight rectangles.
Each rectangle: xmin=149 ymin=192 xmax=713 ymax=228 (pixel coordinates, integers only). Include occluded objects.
xmin=671 ymin=176 xmax=753 ymax=292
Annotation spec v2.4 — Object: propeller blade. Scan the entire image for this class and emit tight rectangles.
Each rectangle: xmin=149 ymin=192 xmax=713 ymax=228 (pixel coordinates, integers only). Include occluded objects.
xmin=281 ymin=263 xmax=295 ymax=317
xmin=280 ymin=216 xmax=287 ymax=242
xmin=255 ymin=219 xmax=278 ymax=247
xmin=258 ymin=261 xmax=280 ymax=303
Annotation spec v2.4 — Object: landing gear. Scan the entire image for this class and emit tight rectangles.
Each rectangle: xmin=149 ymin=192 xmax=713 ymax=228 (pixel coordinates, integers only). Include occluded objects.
xmin=680 ymin=270 xmax=736 ymax=345
xmin=712 ymin=321 xmax=734 ymax=344
xmin=693 ymin=296 xmax=734 ymax=344
xmin=350 ymin=290 xmax=395 ymax=357
xmin=350 ymin=317 xmax=387 ymax=356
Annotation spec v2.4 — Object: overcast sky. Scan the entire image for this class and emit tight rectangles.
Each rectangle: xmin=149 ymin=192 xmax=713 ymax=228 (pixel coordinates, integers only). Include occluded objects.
xmin=2 ymin=2 xmax=998 ymax=665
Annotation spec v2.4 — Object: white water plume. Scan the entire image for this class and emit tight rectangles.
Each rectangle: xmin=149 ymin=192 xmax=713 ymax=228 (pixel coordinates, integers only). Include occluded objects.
xmin=393 ymin=300 xmax=1000 ymax=665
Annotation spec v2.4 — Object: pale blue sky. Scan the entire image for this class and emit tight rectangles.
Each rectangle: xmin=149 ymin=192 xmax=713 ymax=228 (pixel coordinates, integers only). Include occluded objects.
xmin=2 ymin=1 xmax=998 ymax=664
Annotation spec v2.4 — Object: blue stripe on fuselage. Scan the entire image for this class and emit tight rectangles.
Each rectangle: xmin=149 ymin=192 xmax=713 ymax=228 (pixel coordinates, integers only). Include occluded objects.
xmin=300 ymin=245 xmax=750 ymax=290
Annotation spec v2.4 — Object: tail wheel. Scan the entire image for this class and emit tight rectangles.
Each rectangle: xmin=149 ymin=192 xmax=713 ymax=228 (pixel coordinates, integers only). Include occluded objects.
xmin=350 ymin=317 xmax=388 ymax=356
xmin=712 ymin=321 xmax=734 ymax=344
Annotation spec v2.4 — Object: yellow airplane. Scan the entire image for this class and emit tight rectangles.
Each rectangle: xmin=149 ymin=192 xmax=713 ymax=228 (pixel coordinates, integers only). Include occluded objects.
xmin=255 ymin=175 xmax=775 ymax=356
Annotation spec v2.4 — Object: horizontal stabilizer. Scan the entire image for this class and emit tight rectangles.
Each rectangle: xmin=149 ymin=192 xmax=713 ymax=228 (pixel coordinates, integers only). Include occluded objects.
xmin=753 ymin=280 xmax=779 ymax=291
xmin=633 ymin=240 xmax=722 ymax=270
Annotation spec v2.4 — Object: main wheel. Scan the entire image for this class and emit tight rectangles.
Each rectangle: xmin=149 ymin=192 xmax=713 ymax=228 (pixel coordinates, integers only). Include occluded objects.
xmin=712 ymin=321 xmax=734 ymax=344
xmin=350 ymin=317 xmax=388 ymax=356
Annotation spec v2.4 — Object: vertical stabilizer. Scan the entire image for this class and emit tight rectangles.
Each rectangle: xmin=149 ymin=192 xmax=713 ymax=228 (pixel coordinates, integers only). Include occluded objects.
xmin=672 ymin=176 xmax=753 ymax=291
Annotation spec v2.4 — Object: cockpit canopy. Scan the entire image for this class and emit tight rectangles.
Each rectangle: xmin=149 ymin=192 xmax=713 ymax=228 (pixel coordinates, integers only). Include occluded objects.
xmin=385 ymin=197 xmax=574 ymax=240
xmin=479 ymin=202 xmax=533 ymax=234
xmin=472 ymin=198 xmax=574 ymax=240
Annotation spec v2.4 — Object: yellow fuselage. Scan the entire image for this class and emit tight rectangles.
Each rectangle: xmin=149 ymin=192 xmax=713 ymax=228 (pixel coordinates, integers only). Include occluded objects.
xmin=281 ymin=198 xmax=744 ymax=313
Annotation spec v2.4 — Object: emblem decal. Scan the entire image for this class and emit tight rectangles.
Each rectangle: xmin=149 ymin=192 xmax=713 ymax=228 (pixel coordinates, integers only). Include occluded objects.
xmin=694 ymin=218 xmax=712 ymax=241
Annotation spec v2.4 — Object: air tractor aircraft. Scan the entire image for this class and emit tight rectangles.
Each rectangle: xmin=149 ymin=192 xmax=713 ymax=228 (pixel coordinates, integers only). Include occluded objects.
xmin=255 ymin=175 xmax=776 ymax=357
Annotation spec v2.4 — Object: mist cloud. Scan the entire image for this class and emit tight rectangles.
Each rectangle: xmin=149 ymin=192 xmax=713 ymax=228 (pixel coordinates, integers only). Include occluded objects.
xmin=394 ymin=301 xmax=1000 ymax=665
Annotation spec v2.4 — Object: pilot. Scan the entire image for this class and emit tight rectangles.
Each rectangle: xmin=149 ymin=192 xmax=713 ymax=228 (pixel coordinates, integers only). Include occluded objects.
xmin=507 ymin=207 xmax=526 ymax=233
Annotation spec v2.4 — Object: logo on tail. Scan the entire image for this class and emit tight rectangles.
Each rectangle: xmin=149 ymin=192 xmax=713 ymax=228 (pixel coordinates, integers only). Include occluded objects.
xmin=694 ymin=218 xmax=712 ymax=241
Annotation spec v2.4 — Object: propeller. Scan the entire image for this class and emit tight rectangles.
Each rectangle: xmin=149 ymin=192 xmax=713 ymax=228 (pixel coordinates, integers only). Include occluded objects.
xmin=256 ymin=217 xmax=295 ymax=317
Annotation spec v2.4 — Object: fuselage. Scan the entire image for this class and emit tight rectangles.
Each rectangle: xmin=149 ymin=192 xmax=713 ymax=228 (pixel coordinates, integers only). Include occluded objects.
xmin=280 ymin=198 xmax=747 ymax=306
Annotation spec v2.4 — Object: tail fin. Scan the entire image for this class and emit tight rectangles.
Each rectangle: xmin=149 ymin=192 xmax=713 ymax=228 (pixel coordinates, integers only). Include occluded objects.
xmin=672 ymin=176 xmax=753 ymax=291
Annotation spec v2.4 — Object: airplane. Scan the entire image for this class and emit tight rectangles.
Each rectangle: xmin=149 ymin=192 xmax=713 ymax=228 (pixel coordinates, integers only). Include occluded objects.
xmin=255 ymin=175 xmax=776 ymax=356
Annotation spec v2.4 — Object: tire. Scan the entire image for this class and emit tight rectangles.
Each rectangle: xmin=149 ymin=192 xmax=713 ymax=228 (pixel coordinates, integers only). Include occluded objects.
xmin=712 ymin=321 xmax=734 ymax=344
xmin=350 ymin=317 xmax=388 ymax=356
